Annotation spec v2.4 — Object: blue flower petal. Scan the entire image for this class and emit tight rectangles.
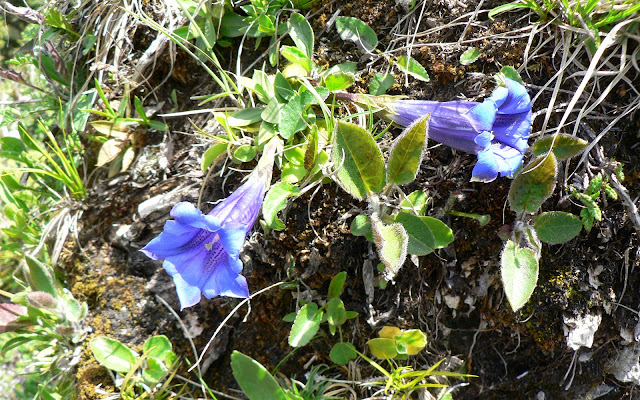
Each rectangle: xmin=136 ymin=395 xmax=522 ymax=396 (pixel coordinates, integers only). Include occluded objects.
xmin=202 ymin=257 xmax=249 ymax=299
xmin=218 ymin=226 xmax=248 ymax=260
xmin=471 ymin=143 xmax=524 ymax=182
xmin=497 ymin=78 xmax=531 ymax=114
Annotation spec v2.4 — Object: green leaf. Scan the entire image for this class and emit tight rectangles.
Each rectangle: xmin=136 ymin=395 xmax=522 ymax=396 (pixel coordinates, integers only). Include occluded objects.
xmin=392 ymin=212 xmax=435 ymax=255
xmin=324 ymin=62 xmax=358 ymax=75
xmin=369 ymin=73 xmax=394 ymax=95
xmin=323 ymin=72 xmax=356 ymax=91
xmin=143 ymin=335 xmax=172 ymax=361
xmin=24 ymin=256 xmax=57 ymax=296
xmin=282 ymin=312 xmax=297 ymax=322
xmin=279 ymin=95 xmax=306 ymax=139
xmin=227 ymin=108 xmax=263 ymax=127
xmin=387 ymin=114 xmax=428 ymax=185
xmin=142 ymin=357 xmax=167 ymax=383
xmin=288 ymin=302 xmax=323 ymax=347
xmin=508 ymin=153 xmax=557 ymax=213
xmin=500 ymin=66 xmax=523 ymax=85
xmin=288 ymin=13 xmax=314 ymax=59
xmin=326 ymin=297 xmax=347 ymax=328
xmin=372 ymin=219 xmax=408 ymax=280
xmin=460 ymin=47 xmax=481 ymax=65
xmin=281 ymin=46 xmax=313 ymax=72
xmin=263 ymin=182 xmax=300 ymax=230
xmin=350 ymin=214 xmax=372 ymax=236
xmin=201 ymin=143 xmax=228 ymax=172
xmin=328 ymin=271 xmax=347 ymax=298
xmin=395 ymin=330 xmax=427 ymax=355
xmin=532 ymin=134 xmax=588 ymax=159
xmin=90 ymin=336 xmax=138 ymax=373
xmin=534 ymin=211 xmax=582 ymax=244
xmin=422 ymin=216 xmax=454 ymax=249
xmin=399 ymin=191 xmax=428 ymax=215
xmin=231 ymin=351 xmax=287 ymax=400
xmin=500 ymin=240 xmax=539 ymax=312
xmin=232 ymin=145 xmax=257 ymax=163
xmin=331 ymin=121 xmax=385 ymax=199
xmin=488 ymin=2 xmax=531 ymax=19
xmin=335 ymin=16 xmax=378 ymax=52
xmin=330 ymin=342 xmax=357 ymax=365
xmin=274 ymin=72 xmax=296 ymax=101
xmin=261 ymin=98 xmax=282 ymax=124
xmin=366 ymin=338 xmax=398 ymax=359
xmin=395 ymin=56 xmax=430 ymax=82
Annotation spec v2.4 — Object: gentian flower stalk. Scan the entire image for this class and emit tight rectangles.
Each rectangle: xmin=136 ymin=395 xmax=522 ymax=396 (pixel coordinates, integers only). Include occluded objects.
xmin=337 ymin=77 xmax=532 ymax=182
xmin=141 ymin=142 xmax=276 ymax=309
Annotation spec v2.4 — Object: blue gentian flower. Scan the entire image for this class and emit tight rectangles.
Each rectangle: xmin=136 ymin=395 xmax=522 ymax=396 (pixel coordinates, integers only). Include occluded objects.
xmin=340 ymin=77 xmax=532 ymax=182
xmin=141 ymin=173 xmax=267 ymax=309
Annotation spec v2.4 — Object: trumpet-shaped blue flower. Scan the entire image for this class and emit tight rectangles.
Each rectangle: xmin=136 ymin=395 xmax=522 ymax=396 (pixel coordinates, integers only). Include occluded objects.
xmin=340 ymin=77 xmax=532 ymax=182
xmin=141 ymin=173 xmax=266 ymax=309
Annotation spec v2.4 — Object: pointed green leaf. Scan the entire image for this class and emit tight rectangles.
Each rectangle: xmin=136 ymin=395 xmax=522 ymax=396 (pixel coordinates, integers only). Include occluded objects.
xmin=231 ymin=351 xmax=287 ymax=400
xmin=279 ymin=95 xmax=305 ymax=139
xmin=369 ymin=73 xmax=394 ymax=95
xmin=330 ymin=342 xmax=357 ymax=365
xmin=500 ymin=66 xmax=523 ymax=85
xmin=508 ymin=153 xmax=557 ymax=213
xmin=335 ymin=16 xmax=378 ymax=52
xmin=24 ymin=256 xmax=56 ymax=296
xmin=393 ymin=212 xmax=435 ymax=255
xmin=395 ymin=56 xmax=430 ymax=82
xmin=281 ymin=46 xmax=313 ymax=72
xmin=201 ymin=143 xmax=228 ymax=172
xmin=328 ymin=271 xmax=347 ymax=298
xmin=331 ymin=121 xmax=385 ymax=199
xmin=274 ymin=72 xmax=296 ymax=101
xmin=90 ymin=336 xmax=138 ymax=373
xmin=323 ymin=72 xmax=355 ymax=91
xmin=227 ymin=108 xmax=263 ymax=127
xmin=263 ymin=182 xmax=300 ymax=230
xmin=532 ymin=134 xmax=588 ymax=159
xmin=288 ymin=12 xmax=314 ymax=59
xmin=501 ymin=240 xmax=539 ymax=312
xmin=387 ymin=114 xmax=428 ymax=185
xmin=460 ymin=47 xmax=481 ymax=65
xmin=534 ymin=211 xmax=582 ymax=244
xmin=422 ymin=216 xmax=454 ymax=249
xmin=372 ymin=219 xmax=408 ymax=280
xmin=288 ymin=302 xmax=323 ymax=347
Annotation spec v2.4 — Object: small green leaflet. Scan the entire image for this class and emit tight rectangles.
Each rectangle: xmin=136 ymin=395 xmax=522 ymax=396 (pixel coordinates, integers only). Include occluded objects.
xmin=387 ymin=114 xmax=429 ymax=185
xmin=335 ymin=16 xmax=378 ymax=53
xmin=508 ymin=153 xmax=557 ymax=213
xmin=534 ymin=211 xmax=582 ymax=244
xmin=532 ymin=134 xmax=588 ymax=159
xmin=372 ymin=218 xmax=408 ymax=281
xmin=288 ymin=302 xmax=323 ymax=347
xmin=262 ymin=182 xmax=300 ymax=230
xmin=501 ymin=240 xmax=539 ymax=312
xmin=395 ymin=56 xmax=430 ymax=82
xmin=460 ymin=47 xmax=481 ymax=65
xmin=331 ymin=121 xmax=385 ymax=199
